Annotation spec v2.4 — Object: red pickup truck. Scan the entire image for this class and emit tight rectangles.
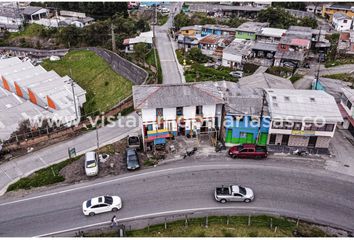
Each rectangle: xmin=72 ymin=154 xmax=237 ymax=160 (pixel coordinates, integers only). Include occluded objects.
xmin=228 ymin=144 xmax=268 ymax=159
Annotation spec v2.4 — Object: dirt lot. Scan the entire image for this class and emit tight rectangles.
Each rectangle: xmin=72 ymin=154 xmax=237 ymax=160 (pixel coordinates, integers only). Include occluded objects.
xmin=59 ymin=138 xmax=148 ymax=184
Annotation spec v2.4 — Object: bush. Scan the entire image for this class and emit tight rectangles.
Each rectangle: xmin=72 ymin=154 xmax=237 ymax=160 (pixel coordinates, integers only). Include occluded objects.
xmin=188 ymin=48 xmax=209 ymax=63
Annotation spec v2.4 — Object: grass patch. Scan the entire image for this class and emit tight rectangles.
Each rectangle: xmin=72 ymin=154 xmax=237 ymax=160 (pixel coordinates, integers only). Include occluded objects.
xmin=146 ymin=49 xmax=162 ymax=83
xmin=87 ymin=215 xmax=331 ymax=237
xmin=266 ymin=66 xmax=293 ymax=78
xmin=7 ymin=155 xmax=81 ymax=192
xmin=185 ymin=64 xmax=236 ymax=82
xmin=290 ymin=73 xmax=303 ymax=83
xmin=325 ymin=54 xmax=354 ymax=68
xmin=8 ymin=24 xmax=44 ymax=40
xmin=143 ymin=158 xmax=158 ymax=166
xmin=322 ymin=73 xmax=354 ymax=83
xmin=157 ymin=13 xmax=169 ymax=26
xmin=41 ymin=50 xmax=132 ymax=115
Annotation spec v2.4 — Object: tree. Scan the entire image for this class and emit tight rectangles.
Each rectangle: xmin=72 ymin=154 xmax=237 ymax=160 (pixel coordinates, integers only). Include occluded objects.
xmin=56 ymin=25 xmax=82 ymax=47
xmin=173 ymin=12 xmax=192 ymax=30
xmin=136 ymin=19 xmax=150 ymax=32
xmin=299 ymin=17 xmax=318 ymax=29
xmin=257 ymin=7 xmax=297 ymax=28
xmin=188 ymin=48 xmax=209 ymax=63
xmin=134 ymin=43 xmax=149 ymax=63
xmin=272 ymin=2 xmax=306 ymax=11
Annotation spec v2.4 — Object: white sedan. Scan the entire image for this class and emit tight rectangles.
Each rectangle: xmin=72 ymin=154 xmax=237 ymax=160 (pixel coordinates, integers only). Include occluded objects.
xmin=82 ymin=195 xmax=122 ymax=216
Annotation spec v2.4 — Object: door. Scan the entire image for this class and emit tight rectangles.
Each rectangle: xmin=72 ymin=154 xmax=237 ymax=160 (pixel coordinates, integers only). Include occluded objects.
xmin=232 ymin=193 xmax=244 ymax=202
xmin=239 ymin=148 xmax=248 ymax=158
xmin=308 ymin=136 xmax=317 ymax=148
xmin=281 ymin=135 xmax=290 ymax=146
xmin=268 ymin=134 xmax=276 ymax=145
xmin=258 ymin=133 xmax=268 ymax=145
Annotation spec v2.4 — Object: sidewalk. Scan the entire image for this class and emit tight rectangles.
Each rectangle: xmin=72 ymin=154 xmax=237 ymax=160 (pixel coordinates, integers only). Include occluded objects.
xmin=0 ymin=114 xmax=140 ymax=195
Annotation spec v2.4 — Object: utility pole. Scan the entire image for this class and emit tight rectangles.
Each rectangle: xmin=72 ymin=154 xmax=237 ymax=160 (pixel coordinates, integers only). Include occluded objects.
xmin=152 ymin=4 xmax=158 ymax=83
xmin=111 ymin=23 xmax=116 ymax=52
xmin=314 ymin=27 xmax=322 ymax=90
xmin=256 ymin=90 xmax=266 ymax=144
xmin=69 ymin=68 xmax=78 ymax=121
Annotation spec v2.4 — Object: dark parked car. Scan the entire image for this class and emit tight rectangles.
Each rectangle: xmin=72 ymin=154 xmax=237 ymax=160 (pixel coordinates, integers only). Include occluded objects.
xmin=126 ymin=148 xmax=140 ymax=170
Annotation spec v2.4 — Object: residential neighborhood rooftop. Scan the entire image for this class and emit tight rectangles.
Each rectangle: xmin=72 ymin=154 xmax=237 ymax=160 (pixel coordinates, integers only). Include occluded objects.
xmin=256 ymin=27 xmax=287 ymax=38
xmin=223 ymin=39 xmax=254 ymax=56
xmin=333 ymin=12 xmax=351 ymax=20
xmin=236 ymin=21 xmax=269 ymax=33
xmin=265 ymin=89 xmax=343 ymax=122
xmin=133 ymin=82 xmax=225 ymax=109
xmin=342 ymin=87 xmax=354 ymax=102
xmin=238 ymin=72 xmax=295 ymax=91
xmin=180 ymin=25 xmax=202 ymax=31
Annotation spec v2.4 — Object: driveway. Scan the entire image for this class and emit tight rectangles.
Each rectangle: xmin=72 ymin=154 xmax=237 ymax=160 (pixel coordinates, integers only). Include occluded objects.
xmin=154 ymin=2 xmax=185 ymax=84
xmin=0 ymin=160 xmax=354 ymax=237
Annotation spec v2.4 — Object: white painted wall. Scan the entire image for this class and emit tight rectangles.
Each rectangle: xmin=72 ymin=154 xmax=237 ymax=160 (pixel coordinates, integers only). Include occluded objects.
xmin=141 ymin=108 xmax=156 ymax=122
xmin=332 ymin=17 xmax=353 ymax=31
xmin=0 ymin=16 xmax=23 ymax=26
xmin=203 ymin=105 xmax=216 ymax=118
xmin=184 ymin=106 xmax=196 ymax=119
xmin=163 ymin=107 xmax=176 ymax=120
xmin=222 ymin=52 xmax=242 ymax=67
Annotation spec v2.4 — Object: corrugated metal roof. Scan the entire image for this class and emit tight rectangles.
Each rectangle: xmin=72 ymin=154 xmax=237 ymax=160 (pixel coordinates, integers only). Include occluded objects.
xmin=265 ymin=89 xmax=343 ymax=122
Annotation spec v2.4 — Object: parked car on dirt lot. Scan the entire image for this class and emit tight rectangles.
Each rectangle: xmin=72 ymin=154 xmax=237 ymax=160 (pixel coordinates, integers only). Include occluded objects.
xmin=82 ymin=195 xmax=122 ymax=216
xmin=84 ymin=152 xmax=99 ymax=176
xmin=215 ymin=185 xmax=254 ymax=203
xmin=127 ymin=134 xmax=141 ymax=150
xmin=228 ymin=144 xmax=267 ymax=159
xmin=126 ymin=148 xmax=140 ymax=170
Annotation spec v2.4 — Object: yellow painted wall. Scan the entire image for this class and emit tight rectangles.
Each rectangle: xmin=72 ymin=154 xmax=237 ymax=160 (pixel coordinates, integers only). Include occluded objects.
xmin=322 ymin=6 xmax=354 ymax=20
xmin=180 ymin=29 xmax=197 ymax=37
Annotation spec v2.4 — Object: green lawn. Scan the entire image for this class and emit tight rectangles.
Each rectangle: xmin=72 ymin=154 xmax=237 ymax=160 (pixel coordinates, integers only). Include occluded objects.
xmin=185 ymin=64 xmax=236 ymax=82
xmin=42 ymin=50 xmax=132 ymax=115
xmin=88 ymin=215 xmax=330 ymax=237
xmin=325 ymin=55 xmax=354 ymax=68
xmin=290 ymin=73 xmax=303 ymax=83
xmin=6 ymin=156 xmax=81 ymax=192
xmin=9 ymin=23 xmax=45 ymax=40
xmin=322 ymin=73 xmax=354 ymax=84
xmin=146 ymin=49 xmax=162 ymax=83
xmin=157 ymin=14 xmax=169 ymax=26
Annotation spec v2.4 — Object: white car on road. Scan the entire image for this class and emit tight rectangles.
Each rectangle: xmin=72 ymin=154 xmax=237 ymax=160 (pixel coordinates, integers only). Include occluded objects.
xmin=82 ymin=195 xmax=122 ymax=216
xmin=84 ymin=152 xmax=99 ymax=176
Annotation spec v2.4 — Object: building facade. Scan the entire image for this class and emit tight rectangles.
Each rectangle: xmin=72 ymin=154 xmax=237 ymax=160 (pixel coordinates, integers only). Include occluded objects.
xmin=339 ymin=88 xmax=354 ymax=136
xmin=265 ymin=89 xmax=343 ymax=150
xmin=332 ymin=12 xmax=353 ymax=31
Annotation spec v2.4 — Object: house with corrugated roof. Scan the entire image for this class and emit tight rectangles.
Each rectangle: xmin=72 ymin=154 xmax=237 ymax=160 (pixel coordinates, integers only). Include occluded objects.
xmin=332 ymin=12 xmax=353 ymax=31
xmin=133 ymin=82 xmax=225 ymax=149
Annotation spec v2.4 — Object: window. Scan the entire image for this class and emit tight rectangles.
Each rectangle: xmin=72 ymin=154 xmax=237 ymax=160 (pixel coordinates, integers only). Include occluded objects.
xmin=292 ymin=122 xmax=302 ymax=130
xmin=176 ymin=107 xmax=183 ymax=116
xmin=344 ymin=20 xmax=347 ymax=23
xmin=347 ymin=100 xmax=352 ymax=110
xmin=233 ymin=193 xmax=243 ymax=197
xmin=196 ymin=105 xmax=203 ymax=115
xmin=156 ymin=108 xmax=163 ymax=117
xmin=325 ymin=124 xmax=334 ymax=132
xmin=240 ymin=132 xmax=247 ymax=138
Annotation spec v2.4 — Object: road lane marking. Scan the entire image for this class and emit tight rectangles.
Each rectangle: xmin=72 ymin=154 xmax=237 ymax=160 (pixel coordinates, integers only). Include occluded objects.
xmin=0 ymin=167 xmax=12 ymax=180
xmin=0 ymin=163 xmax=352 ymax=207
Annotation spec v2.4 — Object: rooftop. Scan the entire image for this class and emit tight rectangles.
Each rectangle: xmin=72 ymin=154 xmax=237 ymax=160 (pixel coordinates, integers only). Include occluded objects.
xmin=342 ymin=87 xmax=354 ymax=103
xmin=236 ymin=22 xmax=269 ymax=33
xmin=123 ymin=31 xmax=153 ymax=45
xmin=274 ymin=50 xmax=306 ymax=61
xmin=333 ymin=12 xmax=351 ymax=20
xmin=180 ymin=25 xmax=202 ymax=31
xmin=202 ymin=24 xmax=237 ymax=32
xmin=0 ymin=6 xmax=22 ymax=19
xmin=22 ymin=6 xmax=44 ymax=15
xmin=223 ymin=39 xmax=254 ymax=56
xmin=238 ymin=72 xmax=295 ymax=90
xmin=256 ymin=27 xmax=287 ymax=38
xmin=199 ymin=34 xmax=233 ymax=45
xmin=265 ymin=89 xmax=343 ymax=122
xmin=133 ymin=82 xmax=225 ymax=109
xmin=328 ymin=4 xmax=354 ymax=10
xmin=317 ymin=78 xmax=353 ymax=102
xmin=252 ymin=42 xmax=278 ymax=52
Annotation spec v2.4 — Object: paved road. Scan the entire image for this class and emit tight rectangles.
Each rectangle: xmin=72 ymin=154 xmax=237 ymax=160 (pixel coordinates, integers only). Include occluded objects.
xmin=155 ymin=2 xmax=185 ymax=84
xmin=0 ymin=160 xmax=354 ymax=237
xmin=0 ymin=114 xmax=140 ymax=195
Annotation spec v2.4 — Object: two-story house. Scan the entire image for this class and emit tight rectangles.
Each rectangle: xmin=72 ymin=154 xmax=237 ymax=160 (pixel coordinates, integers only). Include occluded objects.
xmin=235 ymin=22 xmax=269 ymax=40
xmin=133 ymin=82 xmax=225 ymax=150
xmin=332 ymin=12 xmax=353 ymax=31
xmin=322 ymin=4 xmax=354 ymax=21
xmin=339 ymin=88 xmax=354 ymax=136
xmin=265 ymin=89 xmax=343 ymax=151
xmin=201 ymin=24 xmax=237 ymax=37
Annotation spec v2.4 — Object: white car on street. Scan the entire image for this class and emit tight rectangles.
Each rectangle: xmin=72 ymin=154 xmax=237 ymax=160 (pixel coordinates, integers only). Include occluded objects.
xmin=84 ymin=152 xmax=99 ymax=176
xmin=82 ymin=195 xmax=122 ymax=216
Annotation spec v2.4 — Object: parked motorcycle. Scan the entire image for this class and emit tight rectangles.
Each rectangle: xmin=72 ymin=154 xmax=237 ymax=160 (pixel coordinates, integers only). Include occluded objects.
xmin=292 ymin=149 xmax=309 ymax=156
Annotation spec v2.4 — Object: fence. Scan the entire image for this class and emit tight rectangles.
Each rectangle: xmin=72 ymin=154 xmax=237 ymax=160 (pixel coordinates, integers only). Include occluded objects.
xmin=48 ymin=208 xmax=343 ymax=237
